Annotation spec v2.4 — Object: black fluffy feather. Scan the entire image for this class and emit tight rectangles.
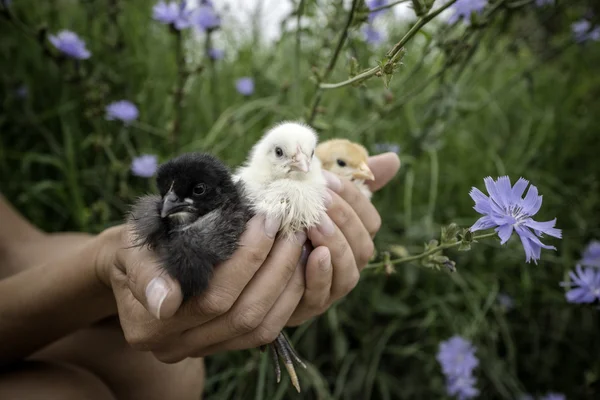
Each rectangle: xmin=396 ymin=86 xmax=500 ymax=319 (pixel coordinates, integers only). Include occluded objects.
xmin=128 ymin=152 xmax=252 ymax=300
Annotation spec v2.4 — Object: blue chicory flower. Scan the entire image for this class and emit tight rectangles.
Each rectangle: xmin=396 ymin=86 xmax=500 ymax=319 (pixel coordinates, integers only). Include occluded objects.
xmin=208 ymin=48 xmax=225 ymax=60
xmin=235 ymin=77 xmax=254 ymax=96
xmin=581 ymin=240 xmax=600 ymax=267
xmin=131 ymin=155 xmax=158 ymax=178
xmin=193 ymin=4 xmax=220 ymax=31
xmin=437 ymin=336 xmax=479 ymax=400
xmin=364 ymin=25 xmax=384 ymax=45
xmin=105 ymin=100 xmax=139 ymax=123
xmin=448 ymin=0 xmax=488 ymax=25
xmin=152 ymin=1 xmax=192 ymax=30
xmin=540 ymin=393 xmax=566 ymax=400
xmin=437 ymin=336 xmax=480 ymax=377
xmin=572 ymin=20 xmax=600 ymax=43
xmin=48 ymin=30 xmax=91 ymax=60
xmin=469 ymin=176 xmax=561 ymax=264
xmin=561 ymin=265 xmax=600 ymax=304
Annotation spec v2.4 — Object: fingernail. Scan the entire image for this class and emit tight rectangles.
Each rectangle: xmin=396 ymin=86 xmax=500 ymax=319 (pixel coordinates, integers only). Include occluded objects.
xmin=264 ymin=215 xmax=281 ymax=239
xmin=319 ymin=251 xmax=331 ymax=272
xmin=293 ymin=230 xmax=307 ymax=245
xmin=323 ymin=190 xmax=333 ymax=208
xmin=322 ymin=170 xmax=342 ymax=193
xmin=146 ymin=277 xmax=170 ymax=320
xmin=318 ymin=214 xmax=336 ymax=237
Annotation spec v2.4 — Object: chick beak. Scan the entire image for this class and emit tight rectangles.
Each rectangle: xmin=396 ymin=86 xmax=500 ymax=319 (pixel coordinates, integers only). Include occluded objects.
xmin=290 ymin=148 xmax=310 ymax=173
xmin=351 ymin=162 xmax=375 ymax=181
xmin=161 ymin=191 xmax=188 ymax=218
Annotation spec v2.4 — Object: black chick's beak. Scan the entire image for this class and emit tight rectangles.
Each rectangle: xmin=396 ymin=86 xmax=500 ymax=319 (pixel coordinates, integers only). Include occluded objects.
xmin=161 ymin=191 xmax=188 ymax=218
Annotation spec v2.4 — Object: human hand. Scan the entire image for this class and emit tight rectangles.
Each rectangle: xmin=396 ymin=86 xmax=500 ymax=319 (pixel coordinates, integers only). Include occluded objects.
xmin=286 ymin=152 xmax=401 ymax=326
xmin=97 ymin=214 xmax=308 ymax=362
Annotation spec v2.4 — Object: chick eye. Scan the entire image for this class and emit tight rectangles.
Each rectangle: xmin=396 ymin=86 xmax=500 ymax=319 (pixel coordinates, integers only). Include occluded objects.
xmin=275 ymin=147 xmax=283 ymax=157
xmin=193 ymin=183 xmax=206 ymax=196
xmin=336 ymin=159 xmax=347 ymax=167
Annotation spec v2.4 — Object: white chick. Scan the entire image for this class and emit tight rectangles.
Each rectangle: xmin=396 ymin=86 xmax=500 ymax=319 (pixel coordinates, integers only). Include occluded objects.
xmin=316 ymin=138 xmax=375 ymax=200
xmin=236 ymin=121 xmax=328 ymax=240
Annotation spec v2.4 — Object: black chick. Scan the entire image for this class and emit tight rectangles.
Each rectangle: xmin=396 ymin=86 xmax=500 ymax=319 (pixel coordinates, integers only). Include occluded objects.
xmin=128 ymin=152 xmax=307 ymax=392
xmin=128 ymin=152 xmax=251 ymax=299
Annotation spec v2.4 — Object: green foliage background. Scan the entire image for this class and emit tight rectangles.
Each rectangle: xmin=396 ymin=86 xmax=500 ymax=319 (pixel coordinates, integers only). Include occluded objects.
xmin=1 ymin=0 xmax=600 ymax=399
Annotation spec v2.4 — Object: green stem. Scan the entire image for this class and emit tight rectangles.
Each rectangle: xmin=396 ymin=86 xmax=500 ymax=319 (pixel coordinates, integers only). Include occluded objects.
xmin=307 ymin=0 xmax=360 ymax=123
xmin=370 ymin=0 xmax=411 ymax=13
xmin=319 ymin=0 xmax=458 ymax=90
xmin=366 ymin=232 xmax=498 ymax=269
xmin=293 ymin=0 xmax=305 ymax=111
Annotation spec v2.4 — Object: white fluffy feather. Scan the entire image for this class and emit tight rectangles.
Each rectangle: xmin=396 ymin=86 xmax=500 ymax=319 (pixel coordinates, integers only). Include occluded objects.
xmin=235 ymin=121 xmax=327 ymax=239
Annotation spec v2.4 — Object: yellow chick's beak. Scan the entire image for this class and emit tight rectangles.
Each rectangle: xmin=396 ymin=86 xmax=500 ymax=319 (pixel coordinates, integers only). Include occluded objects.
xmin=290 ymin=149 xmax=310 ymax=173
xmin=351 ymin=162 xmax=375 ymax=181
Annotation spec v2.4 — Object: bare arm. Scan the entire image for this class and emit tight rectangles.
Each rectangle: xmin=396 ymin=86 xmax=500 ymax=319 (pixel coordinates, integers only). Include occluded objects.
xmin=0 ymin=195 xmax=116 ymax=367
xmin=0 ymin=233 xmax=116 ymax=368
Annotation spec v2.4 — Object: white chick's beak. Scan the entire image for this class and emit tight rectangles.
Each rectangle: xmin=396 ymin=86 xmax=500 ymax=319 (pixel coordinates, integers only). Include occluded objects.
xmin=290 ymin=147 xmax=310 ymax=173
xmin=351 ymin=162 xmax=375 ymax=181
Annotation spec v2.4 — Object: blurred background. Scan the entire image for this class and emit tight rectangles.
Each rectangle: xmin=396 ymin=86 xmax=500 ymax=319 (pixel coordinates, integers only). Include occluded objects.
xmin=1 ymin=0 xmax=600 ymax=399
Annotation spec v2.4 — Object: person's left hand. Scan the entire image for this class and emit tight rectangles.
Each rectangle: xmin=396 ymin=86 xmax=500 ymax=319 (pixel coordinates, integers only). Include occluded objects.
xmin=286 ymin=152 xmax=401 ymax=326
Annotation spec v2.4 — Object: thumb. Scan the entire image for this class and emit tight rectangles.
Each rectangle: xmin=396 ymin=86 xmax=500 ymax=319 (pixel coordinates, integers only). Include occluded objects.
xmin=116 ymin=225 xmax=184 ymax=320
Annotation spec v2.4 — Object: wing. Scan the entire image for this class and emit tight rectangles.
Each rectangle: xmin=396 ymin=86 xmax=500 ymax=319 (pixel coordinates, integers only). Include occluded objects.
xmin=162 ymin=186 xmax=252 ymax=300
xmin=127 ymin=194 xmax=165 ymax=249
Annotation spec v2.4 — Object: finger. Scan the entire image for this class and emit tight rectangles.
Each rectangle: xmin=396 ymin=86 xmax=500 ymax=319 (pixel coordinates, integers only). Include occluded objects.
xmin=326 ymin=190 xmax=374 ymax=269
xmin=307 ymin=215 xmax=358 ymax=301
xmin=113 ymin=224 xmax=183 ymax=320
xmin=158 ymin=231 xmax=305 ymax=362
xmin=179 ymin=214 xmax=279 ymax=320
xmin=286 ymin=246 xmax=332 ymax=327
xmin=195 ymin=251 xmax=306 ymax=356
xmin=322 ymin=170 xmax=381 ymax=237
xmin=366 ymin=153 xmax=401 ymax=192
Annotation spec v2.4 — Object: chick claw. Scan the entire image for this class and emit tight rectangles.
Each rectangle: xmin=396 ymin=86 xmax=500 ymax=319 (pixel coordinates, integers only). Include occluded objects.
xmin=268 ymin=332 xmax=307 ymax=393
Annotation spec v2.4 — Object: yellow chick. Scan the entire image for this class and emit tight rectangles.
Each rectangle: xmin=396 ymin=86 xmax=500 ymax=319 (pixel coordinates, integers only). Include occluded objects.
xmin=315 ymin=138 xmax=375 ymax=200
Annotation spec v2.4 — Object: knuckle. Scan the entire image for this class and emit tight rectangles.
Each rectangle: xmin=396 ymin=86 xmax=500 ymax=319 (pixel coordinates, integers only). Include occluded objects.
xmin=197 ymin=290 xmax=234 ymax=316
xmin=252 ymin=326 xmax=280 ymax=347
xmin=230 ymin=304 xmax=266 ymax=334
xmin=330 ymin=204 xmax=352 ymax=227
xmin=246 ymin=247 xmax=266 ymax=267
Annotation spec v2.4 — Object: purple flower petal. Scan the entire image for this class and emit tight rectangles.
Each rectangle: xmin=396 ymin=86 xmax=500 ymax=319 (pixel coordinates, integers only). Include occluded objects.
xmin=510 ymin=177 xmax=529 ymax=204
xmin=496 ymin=224 xmax=513 ymax=245
xmin=470 ymin=215 xmax=496 ymax=232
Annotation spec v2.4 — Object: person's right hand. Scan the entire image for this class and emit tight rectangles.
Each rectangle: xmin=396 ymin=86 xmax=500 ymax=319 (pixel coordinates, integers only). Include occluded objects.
xmin=96 ymin=214 xmax=307 ymax=363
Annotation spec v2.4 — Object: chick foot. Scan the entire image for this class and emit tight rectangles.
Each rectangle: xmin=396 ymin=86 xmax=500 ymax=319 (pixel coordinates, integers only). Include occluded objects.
xmin=261 ymin=332 xmax=307 ymax=392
